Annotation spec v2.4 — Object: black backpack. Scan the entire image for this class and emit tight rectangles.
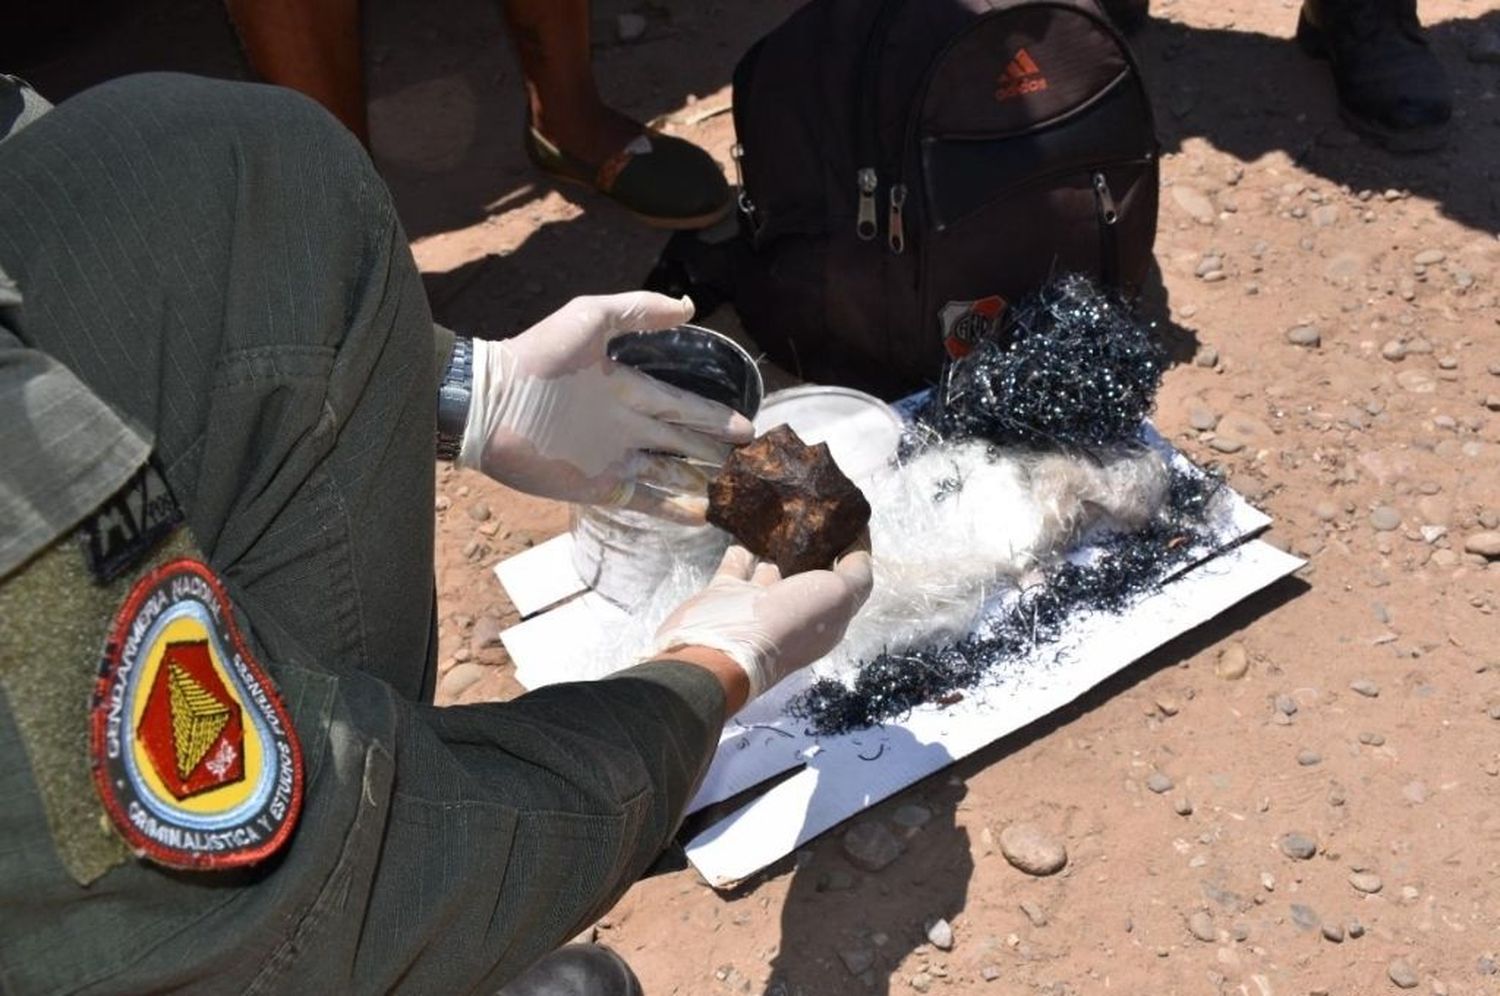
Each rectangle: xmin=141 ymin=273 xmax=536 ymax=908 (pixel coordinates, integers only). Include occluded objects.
xmin=725 ymin=0 xmax=1160 ymax=399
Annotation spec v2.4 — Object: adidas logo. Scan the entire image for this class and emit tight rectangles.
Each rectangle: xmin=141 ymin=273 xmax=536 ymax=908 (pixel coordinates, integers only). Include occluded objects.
xmin=996 ymin=48 xmax=1049 ymax=101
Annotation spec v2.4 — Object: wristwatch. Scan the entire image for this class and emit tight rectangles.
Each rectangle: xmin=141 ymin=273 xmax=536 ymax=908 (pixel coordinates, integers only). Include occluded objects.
xmin=436 ymin=336 xmax=473 ymax=461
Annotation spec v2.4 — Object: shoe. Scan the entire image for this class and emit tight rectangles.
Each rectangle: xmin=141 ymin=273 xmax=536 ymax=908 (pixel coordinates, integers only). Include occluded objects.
xmin=1296 ymin=0 xmax=1452 ymax=152
xmin=496 ymin=944 xmax=644 ymax=996
xmin=525 ymin=123 xmax=733 ymax=230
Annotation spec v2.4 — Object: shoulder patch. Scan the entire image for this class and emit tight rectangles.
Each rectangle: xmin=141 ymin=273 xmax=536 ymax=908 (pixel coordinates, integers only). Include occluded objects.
xmin=90 ymin=559 xmax=304 ymax=870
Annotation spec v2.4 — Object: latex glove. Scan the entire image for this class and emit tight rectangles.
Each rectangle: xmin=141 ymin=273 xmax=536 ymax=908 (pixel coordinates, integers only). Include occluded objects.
xmin=458 ymin=292 xmax=754 ymax=523
xmin=650 ymin=542 xmax=875 ymax=700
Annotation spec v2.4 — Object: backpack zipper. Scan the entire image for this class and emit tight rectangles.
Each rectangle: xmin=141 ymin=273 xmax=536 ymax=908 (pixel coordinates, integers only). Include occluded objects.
xmin=888 ymin=183 xmax=907 ymax=254
xmin=853 ymin=0 xmax=909 ymax=240
xmin=1093 ymin=170 xmax=1120 ymax=285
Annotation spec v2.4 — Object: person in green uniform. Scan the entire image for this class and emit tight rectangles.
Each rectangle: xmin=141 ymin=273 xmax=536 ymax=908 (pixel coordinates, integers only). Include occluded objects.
xmin=0 ymin=72 xmax=871 ymax=994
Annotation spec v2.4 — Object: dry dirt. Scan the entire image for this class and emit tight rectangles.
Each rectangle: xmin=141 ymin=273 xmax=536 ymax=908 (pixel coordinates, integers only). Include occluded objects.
xmin=18 ymin=0 xmax=1500 ymax=992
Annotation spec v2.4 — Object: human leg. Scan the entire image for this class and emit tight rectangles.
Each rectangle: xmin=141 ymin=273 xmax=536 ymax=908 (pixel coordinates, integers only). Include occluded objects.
xmin=225 ymin=0 xmax=370 ymax=142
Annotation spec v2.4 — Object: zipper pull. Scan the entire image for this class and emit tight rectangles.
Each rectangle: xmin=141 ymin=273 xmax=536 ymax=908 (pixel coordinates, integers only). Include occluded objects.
xmin=887 ymin=183 xmax=907 ymax=254
xmin=731 ymin=143 xmax=755 ymax=218
xmin=1092 ymin=172 xmax=1118 ymax=225
xmin=856 ymin=167 xmax=879 ymax=240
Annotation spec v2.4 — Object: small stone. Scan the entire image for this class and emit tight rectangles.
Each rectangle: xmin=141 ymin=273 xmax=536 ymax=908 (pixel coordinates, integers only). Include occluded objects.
xmin=1350 ymin=679 xmax=1381 ymax=698
xmin=1359 ymin=732 xmax=1386 ymax=746
xmin=893 ymin=804 xmax=933 ymax=830
xmin=1280 ymin=832 xmax=1318 ymax=860
xmin=1388 ymin=958 xmax=1419 ymax=988
xmin=910 ymin=971 xmax=933 ymax=992
xmin=440 ymin=662 xmax=487 ymax=699
xmin=1155 ymin=694 xmax=1180 ymax=716
xmin=1187 ymin=910 xmax=1216 ymax=942
xmin=1297 ymin=749 xmax=1322 ymax=766
xmin=1290 ymin=903 xmax=1320 ymax=931
xmin=980 ymin=965 xmax=1001 ymax=982
xmin=1350 ymin=871 xmax=1384 ymax=894
xmin=1209 ymin=436 xmax=1245 ymax=454
xmin=1019 ymin=899 xmax=1048 ymax=927
xmin=1286 ymin=325 xmax=1321 ymax=347
xmin=1477 ymin=955 xmax=1498 ymax=975
xmin=1146 ymin=772 xmax=1175 ymax=794
xmin=1413 ymin=249 xmax=1446 ymax=266
xmin=1188 ymin=406 xmax=1220 ymax=432
xmin=1312 ymin=204 xmax=1339 ymax=227
xmin=1348 ymin=919 xmax=1365 ymax=939
xmin=1485 ymin=395 xmax=1500 ymax=412
xmin=1322 ymin=922 xmax=1345 ymax=943
xmin=1172 ymin=185 xmax=1217 ymax=224
xmin=1260 ymin=871 xmax=1275 ymax=891
xmin=472 ymin=616 xmax=504 ymax=649
xmin=1382 ymin=339 xmax=1407 ymax=361
xmin=1195 ymin=345 xmax=1220 ymax=368
xmin=998 ymin=823 xmax=1068 ymax=876
xmin=467 ymin=501 xmax=492 ymax=522
xmin=434 ymin=495 xmax=451 ymax=512
xmin=1275 ymin=694 xmax=1299 ymax=716
xmin=1173 ymin=796 xmax=1194 ymax=816
xmin=1396 ymin=369 xmax=1436 ymax=394
xmin=838 ymin=947 xmax=875 ymax=976
xmin=1195 ymin=254 xmax=1224 ymax=277
xmin=615 ymin=12 xmax=647 ymax=42
xmin=1370 ymin=506 xmax=1403 ymax=531
xmin=1464 ymin=532 xmax=1500 ymax=558
xmin=1217 ymin=643 xmax=1250 ymax=680
xmin=926 ymin=918 xmax=954 ymax=951
xmin=840 ymin=821 xmax=906 ymax=874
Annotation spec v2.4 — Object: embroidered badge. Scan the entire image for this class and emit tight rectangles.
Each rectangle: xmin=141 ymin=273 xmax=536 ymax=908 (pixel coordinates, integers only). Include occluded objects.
xmin=939 ymin=295 xmax=1008 ymax=359
xmin=77 ymin=459 xmax=185 ymax=585
xmin=90 ymin=559 xmax=303 ymax=870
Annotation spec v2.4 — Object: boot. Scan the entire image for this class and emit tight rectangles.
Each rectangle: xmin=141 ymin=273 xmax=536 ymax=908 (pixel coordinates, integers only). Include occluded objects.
xmin=1297 ymin=0 xmax=1452 ymax=151
xmin=496 ymin=945 xmax=644 ymax=996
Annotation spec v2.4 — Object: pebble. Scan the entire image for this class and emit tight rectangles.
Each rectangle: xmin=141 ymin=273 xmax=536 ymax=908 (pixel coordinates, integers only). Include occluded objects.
xmin=472 ymin=616 xmax=504 ymax=649
xmin=1173 ymin=796 xmax=1194 ymax=816
xmin=1311 ymin=204 xmax=1339 ymax=227
xmin=1280 ymin=832 xmax=1318 ymax=860
xmin=1359 ymin=732 xmax=1386 ymax=746
xmin=1485 ymin=395 xmax=1500 ymax=412
xmin=1321 ymin=921 xmax=1345 ymax=942
xmin=842 ymin=820 xmax=905 ymax=872
xmin=1195 ymin=346 xmax=1220 ymax=368
xmin=1413 ymin=249 xmax=1446 ymax=266
xmin=1195 ymin=255 xmax=1224 ymax=278
xmin=1187 ymin=910 xmax=1216 ymax=942
xmin=1019 ymin=899 xmax=1048 ymax=927
xmin=1209 ymin=436 xmax=1245 ymax=454
xmin=1297 ymin=749 xmax=1322 ymax=766
xmin=980 ymin=965 xmax=1001 ymax=982
xmin=1188 ymin=406 xmax=1220 ymax=431
xmin=1275 ymin=694 xmax=1298 ymax=716
xmin=838 ymin=947 xmax=875 ymax=976
xmin=1155 ymin=694 xmax=1180 ymax=716
xmin=1464 ymin=532 xmax=1500 ymax=558
xmin=926 ymin=918 xmax=954 ymax=951
xmin=893 ymin=804 xmax=933 ymax=830
xmin=1348 ymin=919 xmax=1365 ymax=939
xmin=1290 ymin=903 xmax=1320 ymax=931
xmin=1350 ymin=871 xmax=1384 ymax=894
xmin=1370 ymin=506 xmax=1403 ymax=531
xmin=1172 ymin=185 xmax=1217 ymax=225
xmin=440 ymin=662 xmax=487 ymax=699
xmin=1217 ymin=643 xmax=1250 ymax=680
xmin=1388 ymin=958 xmax=1419 ymax=989
xmin=467 ymin=501 xmax=492 ymax=522
xmin=1382 ymin=339 xmax=1407 ymax=361
xmin=1350 ymin=679 xmax=1381 ymax=698
xmin=434 ymin=495 xmax=451 ymax=512
xmin=1396 ymin=369 xmax=1437 ymax=394
xmin=1146 ymin=772 xmax=1175 ymax=794
xmin=999 ymin=823 xmax=1068 ymax=876
xmin=1286 ymin=325 xmax=1321 ymax=347
xmin=615 ymin=12 xmax=647 ymax=41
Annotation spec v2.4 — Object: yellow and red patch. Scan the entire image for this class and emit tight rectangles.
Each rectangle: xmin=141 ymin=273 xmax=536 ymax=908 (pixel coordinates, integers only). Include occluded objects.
xmin=90 ymin=559 xmax=303 ymax=870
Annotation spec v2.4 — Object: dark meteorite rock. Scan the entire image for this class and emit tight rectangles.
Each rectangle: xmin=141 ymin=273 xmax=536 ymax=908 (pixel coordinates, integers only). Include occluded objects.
xmin=707 ymin=424 xmax=871 ymax=576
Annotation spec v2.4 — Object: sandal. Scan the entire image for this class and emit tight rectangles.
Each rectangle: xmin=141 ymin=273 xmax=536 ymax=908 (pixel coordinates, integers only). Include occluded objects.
xmin=524 ymin=123 xmax=733 ymax=230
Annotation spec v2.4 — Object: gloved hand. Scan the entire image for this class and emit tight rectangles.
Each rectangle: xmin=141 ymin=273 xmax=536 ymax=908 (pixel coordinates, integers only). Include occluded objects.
xmin=458 ymin=292 xmax=754 ymax=523
xmin=649 ymin=542 xmax=875 ymax=700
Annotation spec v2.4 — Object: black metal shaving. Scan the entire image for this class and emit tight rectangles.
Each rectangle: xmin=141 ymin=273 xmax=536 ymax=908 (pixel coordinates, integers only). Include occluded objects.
xmin=910 ymin=274 xmax=1165 ymax=453
xmin=790 ymin=466 xmax=1224 ymax=736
